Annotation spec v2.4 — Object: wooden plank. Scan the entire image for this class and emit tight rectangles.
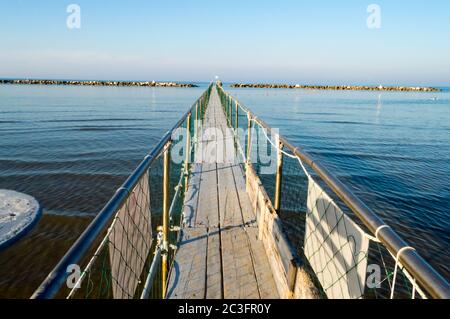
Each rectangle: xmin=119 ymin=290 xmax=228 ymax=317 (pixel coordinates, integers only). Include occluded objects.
xmin=221 ymin=227 xmax=260 ymax=299
xmin=231 ymin=164 xmax=257 ymax=227
xmin=196 ymin=163 xmax=219 ymax=228
xmin=217 ymin=163 xmax=243 ymax=228
xmin=167 ymin=228 xmax=207 ymax=299
xmin=206 ymin=227 xmax=223 ymax=299
xmin=271 ymin=218 xmax=299 ymax=291
xmin=246 ymin=227 xmax=280 ymax=299
xmin=219 ymin=128 xmax=236 ymax=164
xmin=245 ymin=163 xmax=293 ymax=298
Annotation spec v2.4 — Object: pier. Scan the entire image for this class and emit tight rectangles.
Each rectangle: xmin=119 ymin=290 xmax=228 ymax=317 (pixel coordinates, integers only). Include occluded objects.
xmin=32 ymin=84 xmax=450 ymax=300
xmin=167 ymin=88 xmax=278 ymax=299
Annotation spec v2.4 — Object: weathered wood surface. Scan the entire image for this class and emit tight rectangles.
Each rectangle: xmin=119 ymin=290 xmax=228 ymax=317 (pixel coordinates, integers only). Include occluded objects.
xmin=167 ymin=88 xmax=278 ymax=299
xmin=245 ymin=162 xmax=320 ymax=299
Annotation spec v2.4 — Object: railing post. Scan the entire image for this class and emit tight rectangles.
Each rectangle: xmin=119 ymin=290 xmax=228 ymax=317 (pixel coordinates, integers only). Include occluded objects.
xmin=226 ymin=96 xmax=229 ymax=120
xmin=246 ymin=113 xmax=252 ymax=163
xmin=223 ymin=93 xmax=226 ymax=114
xmin=161 ymin=141 xmax=171 ymax=298
xmin=229 ymin=98 xmax=232 ymax=125
xmin=222 ymin=91 xmax=225 ymax=110
xmin=225 ymin=96 xmax=228 ymax=117
xmin=274 ymin=139 xmax=284 ymax=213
xmin=227 ymin=96 xmax=229 ymax=123
xmin=199 ymin=98 xmax=203 ymax=120
xmin=203 ymin=96 xmax=206 ymax=119
xmin=195 ymin=102 xmax=199 ymax=142
xmin=200 ymin=97 xmax=204 ymax=120
xmin=235 ymin=102 xmax=239 ymax=130
xmin=184 ymin=113 xmax=191 ymax=194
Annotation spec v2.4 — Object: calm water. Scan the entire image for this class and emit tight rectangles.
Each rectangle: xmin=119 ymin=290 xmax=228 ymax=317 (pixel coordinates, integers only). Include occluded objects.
xmin=0 ymin=83 xmax=449 ymax=297
xmin=0 ymin=84 xmax=205 ymax=297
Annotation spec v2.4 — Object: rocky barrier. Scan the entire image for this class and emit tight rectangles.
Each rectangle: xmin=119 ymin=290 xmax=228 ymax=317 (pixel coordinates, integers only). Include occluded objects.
xmin=0 ymin=79 xmax=198 ymax=88
xmin=230 ymin=83 xmax=440 ymax=92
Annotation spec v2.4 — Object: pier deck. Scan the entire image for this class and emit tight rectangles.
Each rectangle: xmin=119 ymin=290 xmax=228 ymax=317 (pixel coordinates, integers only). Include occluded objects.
xmin=167 ymin=88 xmax=279 ymax=299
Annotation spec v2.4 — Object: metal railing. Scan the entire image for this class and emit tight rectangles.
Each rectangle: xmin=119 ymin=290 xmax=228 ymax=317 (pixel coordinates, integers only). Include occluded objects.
xmin=31 ymin=84 xmax=213 ymax=299
xmin=216 ymin=84 xmax=450 ymax=299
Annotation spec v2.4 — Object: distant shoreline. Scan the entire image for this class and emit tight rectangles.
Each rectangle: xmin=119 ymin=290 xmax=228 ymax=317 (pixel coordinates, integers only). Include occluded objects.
xmin=230 ymin=83 xmax=441 ymax=92
xmin=0 ymin=79 xmax=198 ymax=88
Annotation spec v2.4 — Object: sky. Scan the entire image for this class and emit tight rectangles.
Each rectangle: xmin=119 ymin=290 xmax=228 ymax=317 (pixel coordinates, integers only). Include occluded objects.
xmin=0 ymin=0 xmax=449 ymax=85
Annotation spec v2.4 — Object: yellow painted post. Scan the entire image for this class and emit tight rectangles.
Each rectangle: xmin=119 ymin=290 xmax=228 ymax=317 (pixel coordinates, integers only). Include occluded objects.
xmin=226 ymin=96 xmax=229 ymax=120
xmin=195 ymin=102 xmax=199 ymax=142
xmin=274 ymin=139 xmax=284 ymax=213
xmin=246 ymin=113 xmax=252 ymax=163
xmin=184 ymin=113 xmax=191 ymax=194
xmin=228 ymin=97 xmax=230 ymax=121
xmin=161 ymin=141 xmax=171 ymax=298
xmin=235 ymin=102 xmax=239 ymax=130
xmin=229 ymin=97 xmax=232 ymax=125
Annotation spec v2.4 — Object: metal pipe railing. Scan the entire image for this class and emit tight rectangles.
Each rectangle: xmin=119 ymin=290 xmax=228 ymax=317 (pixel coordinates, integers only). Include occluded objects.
xmin=216 ymin=84 xmax=450 ymax=299
xmin=31 ymin=84 xmax=213 ymax=299
xmin=274 ymin=139 xmax=283 ymax=213
xmin=140 ymin=245 xmax=162 ymax=299
xmin=161 ymin=141 xmax=171 ymax=298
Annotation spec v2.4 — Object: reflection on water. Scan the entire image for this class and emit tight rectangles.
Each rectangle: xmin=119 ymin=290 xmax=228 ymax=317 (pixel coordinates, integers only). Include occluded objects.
xmin=375 ymin=94 xmax=382 ymax=125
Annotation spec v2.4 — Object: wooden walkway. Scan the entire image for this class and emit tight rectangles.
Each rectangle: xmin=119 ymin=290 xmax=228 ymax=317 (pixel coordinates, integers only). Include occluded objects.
xmin=167 ymin=88 xmax=279 ymax=299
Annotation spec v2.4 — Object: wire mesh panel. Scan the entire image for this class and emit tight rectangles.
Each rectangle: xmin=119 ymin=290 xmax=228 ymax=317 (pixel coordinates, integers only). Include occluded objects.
xmin=237 ymin=107 xmax=249 ymax=169
xmin=108 ymin=170 xmax=153 ymax=298
xmin=304 ymin=175 xmax=369 ymax=299
xmin=67 ymin=157 xmax=163 ymax=299
xmin=278 ymin=149 xmax=309 ymax=248
xmin=250 ymin=123 xmax=277 ymax=203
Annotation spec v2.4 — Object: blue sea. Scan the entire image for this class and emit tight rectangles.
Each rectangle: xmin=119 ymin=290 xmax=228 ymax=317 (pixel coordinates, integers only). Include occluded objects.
xmin=0 ymin=83 xmax=448 ymax=297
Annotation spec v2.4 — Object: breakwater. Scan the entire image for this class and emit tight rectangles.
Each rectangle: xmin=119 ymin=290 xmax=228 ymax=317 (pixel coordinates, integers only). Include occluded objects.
xmin=231 ymin=83 xmax=440 ymax=92
xmin=0 ymin=79 xmax=198 ymax=88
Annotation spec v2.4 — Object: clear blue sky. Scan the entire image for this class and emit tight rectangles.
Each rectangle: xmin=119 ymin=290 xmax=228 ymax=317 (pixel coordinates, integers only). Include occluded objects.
xmin=1 ymin=0 xmax=449 ymax=85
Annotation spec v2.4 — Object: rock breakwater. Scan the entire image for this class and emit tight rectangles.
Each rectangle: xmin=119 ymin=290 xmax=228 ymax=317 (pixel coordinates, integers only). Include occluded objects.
xmin=0 ymin=79 xmax=198 ymax=88
xmin=230 ymin=83 xmax=440 ymax=92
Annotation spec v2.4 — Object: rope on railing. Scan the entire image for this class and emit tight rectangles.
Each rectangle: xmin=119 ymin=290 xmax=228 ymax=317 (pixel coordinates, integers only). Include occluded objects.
xmin=391 ymin=246 xmax=416 ymax=299
xmin=254 ymin=119 xmax=311 ymax=178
